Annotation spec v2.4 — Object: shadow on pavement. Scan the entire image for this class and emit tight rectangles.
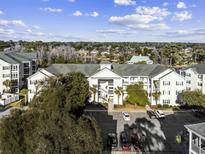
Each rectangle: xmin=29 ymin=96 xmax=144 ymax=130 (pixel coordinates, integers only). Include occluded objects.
xmin=84 ymin=104 xmax=117 ymax=154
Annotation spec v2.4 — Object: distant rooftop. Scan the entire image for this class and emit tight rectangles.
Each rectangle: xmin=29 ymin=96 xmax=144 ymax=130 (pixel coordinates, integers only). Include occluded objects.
xmin=185 ymin=122 xmax=205 ymax=138
xmin=100 ymin=61 xmax=111 ymax=64
xmin=127 ymin=55 xmax=153 ymax=64
xmin=0 ymin=51 xmax=37 ymax=64
xmin=185 ymin=64 xmax=205 ymax=74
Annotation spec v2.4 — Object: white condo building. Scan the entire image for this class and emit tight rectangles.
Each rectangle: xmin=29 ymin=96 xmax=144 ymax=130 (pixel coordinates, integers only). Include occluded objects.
xmin=0 ymin=52 xmax=37 ymax=95
xmin=180 ymin=64 xmax=205 ymax=94
xmin=28 ymin=62 xmax=186 ymax=106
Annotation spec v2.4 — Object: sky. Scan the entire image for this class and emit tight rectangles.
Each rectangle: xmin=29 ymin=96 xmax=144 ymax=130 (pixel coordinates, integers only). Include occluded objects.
xmin=0 ymin=0 xmax=205 ymax=42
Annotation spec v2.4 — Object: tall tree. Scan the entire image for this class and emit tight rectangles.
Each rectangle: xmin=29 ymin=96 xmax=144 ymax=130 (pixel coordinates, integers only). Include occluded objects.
xmin=152 ymin=91 xmax=161 ymax=105
xmin=90 ymin=85 xmax=97 ymax=102
xmin=0 ymin=73 xmax=102 ymax=154
xmin=3 ymin=79 xmax=12 ymax=92
xmin=114 ymin=86 xmax=123 ymax=104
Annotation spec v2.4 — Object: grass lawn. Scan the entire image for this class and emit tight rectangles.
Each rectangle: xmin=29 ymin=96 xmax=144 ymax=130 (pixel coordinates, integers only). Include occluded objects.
xmin=114 ymin=103 xmax=146 ymax=111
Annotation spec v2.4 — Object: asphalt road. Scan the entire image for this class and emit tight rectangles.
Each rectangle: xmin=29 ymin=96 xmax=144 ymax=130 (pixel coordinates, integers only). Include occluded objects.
xmin=85 ymin=104 xmax=205 ymax=153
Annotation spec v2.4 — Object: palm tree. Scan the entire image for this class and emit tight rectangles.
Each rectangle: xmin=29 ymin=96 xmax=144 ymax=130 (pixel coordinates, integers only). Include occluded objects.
xmin=152 ymin=91 xmax=161 ymax=105
xmin=3 ymin=79 xmax=12 ymax=92
xmin=90 ymin=85 xmax=97 ymax=102
xmin=115 ymin=86 xmax=123 ymax=104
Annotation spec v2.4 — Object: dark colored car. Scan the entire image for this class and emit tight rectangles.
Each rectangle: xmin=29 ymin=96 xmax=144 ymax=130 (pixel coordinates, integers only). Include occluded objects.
xmin=107 ymin=133 xmax=118 ymax=150
xmin=147 ymin=110 xmax=156 ymax=119
xmin=131 ymin=133 xmax=141 ymax=152
xmin=120 ymin=131 xmax=131 ymax=151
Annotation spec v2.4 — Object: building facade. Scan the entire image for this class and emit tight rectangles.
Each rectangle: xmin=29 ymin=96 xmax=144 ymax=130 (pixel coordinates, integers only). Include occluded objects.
xmin=28 ymin=63 xmax=186 ymax=106
xmin=0 ymin=52 xmax=37 ymax=95
xmin=185 ymin=123 xmax=205 ymax=154
xmin=180 ymin=64 xmax=205 ymax=94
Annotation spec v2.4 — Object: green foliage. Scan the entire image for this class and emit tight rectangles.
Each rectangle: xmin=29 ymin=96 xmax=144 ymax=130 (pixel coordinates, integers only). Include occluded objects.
xmin=181 ymin=90 xmax=205 ymax=108
xmin=135 ymin=61 xmax=147 ymax=64
xmin=90 ymin=85 xmax=97 ymax=102
xmin=114 ymin=86 xmax=123 ymax=104
xmin=0 ymin=73 xmax=102 ymax=154
xmin=126 ymin=83 xmax=150 ymax=106
xmin=152 ymin=91 xmax=161 ymax=105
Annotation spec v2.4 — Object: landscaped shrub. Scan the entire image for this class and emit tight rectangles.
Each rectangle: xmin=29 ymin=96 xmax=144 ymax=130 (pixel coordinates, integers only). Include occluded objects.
xmin=157 ymin=104 xmax=162 ymax=108
xmin=162 ymin=104 xmax=170 ymax=108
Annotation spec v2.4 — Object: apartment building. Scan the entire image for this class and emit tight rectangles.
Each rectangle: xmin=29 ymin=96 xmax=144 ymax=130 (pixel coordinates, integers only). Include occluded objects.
xmin=180 ymin=64 xmax=205 ymax=94
xmin=28 ymin=62 xmax=186 ymax=106
xmin=0 ymin=51 xmax=37 ymax=95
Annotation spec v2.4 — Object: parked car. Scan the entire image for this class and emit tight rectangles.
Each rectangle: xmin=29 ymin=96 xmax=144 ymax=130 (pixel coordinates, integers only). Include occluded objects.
xmin=107 ymin=133 xmax=118 ymax=150
xmin=131 ymin=133 xmax=141 ymax=152
xmin=122 ymin=112 xmax=130 ymax=121
xmin=147 ymin=110 xmax=156 ymax=119
xmin=155 ymin=110 xmax=165 ymax=118
xmin=120 ymin=131 xmax=131 ymax=151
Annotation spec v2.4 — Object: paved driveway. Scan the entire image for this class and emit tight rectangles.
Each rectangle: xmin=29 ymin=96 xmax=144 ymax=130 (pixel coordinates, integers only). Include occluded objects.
xmin=85 ymin=104 xmax=205 ymax=153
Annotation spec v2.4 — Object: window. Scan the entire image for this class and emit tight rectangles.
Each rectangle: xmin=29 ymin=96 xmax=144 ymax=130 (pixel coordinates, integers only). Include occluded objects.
xmin=130 ymin=77 xmax=135 ymax=81
xmin=163 ymin=99 xmax=170 ymax=104
xmin=108 ymin=80 xmax=113 ymax=86
xmin=108 ymin=90 xmax=114 ymax=94
xmin=176 ymin=91 xmax=181 ymax=95
xmin=176 ymin=81 xmax=183 ymax=86
xmin=3 ymin=66 xmax=10 ymax=70
xmin=3 ymin=74 xmax=10 ymax=78
xmin=198 ymin=82 xmax=202 ymax=86
xmin=30 ymin=80 xmax=37 ymax=85
xmin=24 ymin=63 xmax=29 ymax=68
xmin=198 ymin=74 xmax=203 ymax=78
xmin=186 ymin=73 xmax=191 ymax=77
xmin=163 ymin=81 xmax=170 ymax=86
xmin=162 ymin=90 xmax=170 ymax=95
xmin=186 ymin=80 xmax=191 ymax=84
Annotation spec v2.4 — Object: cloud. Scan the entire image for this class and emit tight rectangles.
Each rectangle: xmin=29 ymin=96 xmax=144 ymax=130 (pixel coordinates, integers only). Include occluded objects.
xmin=96 ymin=29 xmax=134 ymax=34
xmin=177 ymin=1 xmax=187 ymax=9
xmin=0 ymin=28 xmax=15 ymax=35
xmin=163 ymin=2 xmax=168 ymax=7
xmin=114 ymin=0 xmax=136 ymax=6
xmin=68 ymin=0 xmax=76 ymax=2
xmin=73 ymin=11 xmax=99 ymax=17
xmin=32 ymin=25 xmax=40 ymax=29
xmin=109 ymin=6 xmax=170 ymax=30
xmin=73 ymin=10 xmax=83 ymax=16
xmin=172 ymin=11 xmax=192 ymax=21
xmin=87 ymin=11 xmax=99 ymax=17
xmin=40 ymin=7 xmax=63 ymax=13
xmin=0 ymin=10 xmax=3 ymax=15
xmin=0 ymin=19 xmax=26 ymax=27
xmin=136 ymin=6 xmax=170 ymax=19
xmin=163 ymin=28 xmax=205 ymax=37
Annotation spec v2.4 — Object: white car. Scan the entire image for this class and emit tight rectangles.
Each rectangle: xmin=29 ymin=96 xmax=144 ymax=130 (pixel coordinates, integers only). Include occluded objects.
xmin=155 ymin=110 xmax=165 ymax=118
xmin=122 ymin=112 xmax=130 ymax=121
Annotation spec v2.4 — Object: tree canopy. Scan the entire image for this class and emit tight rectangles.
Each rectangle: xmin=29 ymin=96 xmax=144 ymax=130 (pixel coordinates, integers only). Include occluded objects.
xmin=181 ymin=90 xmax=205 ymax=108
xmin=0 ymin=73 xmax=102 ymax=154
xmin=126 ymin=82 xmax=150 ymax=106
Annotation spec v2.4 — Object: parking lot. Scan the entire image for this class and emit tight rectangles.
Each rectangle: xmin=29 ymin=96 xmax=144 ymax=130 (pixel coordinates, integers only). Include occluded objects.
xmin=85 ymin=104 xmax=205 ymax=153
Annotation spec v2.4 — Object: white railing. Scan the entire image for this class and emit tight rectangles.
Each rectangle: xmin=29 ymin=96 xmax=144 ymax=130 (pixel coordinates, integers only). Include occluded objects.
xmin=0 ymin=93 xmax=19 ymax=106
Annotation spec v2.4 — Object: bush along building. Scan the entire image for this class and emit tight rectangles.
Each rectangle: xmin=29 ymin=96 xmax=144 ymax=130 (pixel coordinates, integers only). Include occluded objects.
xmin=0 ymin=51 xmax=37 ymax=105
xmin=28 ymin=62 xmax=186 ymax=106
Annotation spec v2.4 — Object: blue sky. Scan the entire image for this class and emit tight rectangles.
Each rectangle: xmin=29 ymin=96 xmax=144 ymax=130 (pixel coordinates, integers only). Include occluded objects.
xmin=0 ymin=0 xmax=204 ymax=42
